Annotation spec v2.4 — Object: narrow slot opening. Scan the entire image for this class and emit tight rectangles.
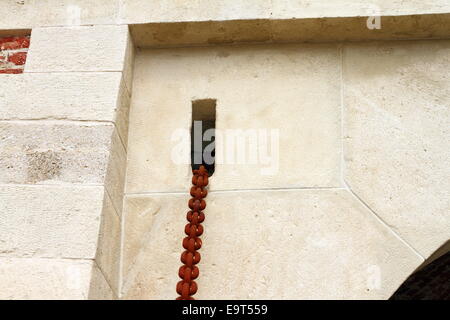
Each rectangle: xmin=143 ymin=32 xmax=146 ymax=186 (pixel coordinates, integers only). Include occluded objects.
xmin=191 ymin=99 xmax=216 ymax=176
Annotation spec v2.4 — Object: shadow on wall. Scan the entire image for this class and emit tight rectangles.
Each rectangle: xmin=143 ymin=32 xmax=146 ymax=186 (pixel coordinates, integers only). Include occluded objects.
xmin=390 ymin=241 xmax=450 ymax=300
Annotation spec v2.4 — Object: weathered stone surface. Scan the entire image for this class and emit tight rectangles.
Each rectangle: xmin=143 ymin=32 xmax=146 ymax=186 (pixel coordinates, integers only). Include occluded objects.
xmin=0 ymin=0 xmax=118 ymax=29
xmin=130 ymin=13 xmax=450 ymax=48
xmin=0 ymin=121 xmax=126 ymax=216
xmin=0 ymin=122 xmax=112 ymax=184
xmin=271 ymin=0 xmax=450 ymax=19
xmin=0 ymin=72 xmax=130 ymax=143
xmin=1 ymin=0 xmax=448 ymax=303
xmin=121 ymin=190 xmax=422 ymax=299
xmin=89 ymin=262 xmax=115 ymax=299
xmin=3 ymin=0 xmax=450 ymax=29
xmin=343 ymin=40 xmax=450 ymax=258
xmin=126 ymin=44 xmax=341 ymax=193
xmin=0 ymin=72 xmax=121 ymax=119
xmin=122 ymin=195 xmax=161 ymax=282
xmin=123 ymin=32 xmax=135 ymax=93
xmin=0 ymin=185 xmax=104 ymax=259
xmin=118 ymin=0 xmax=271 ymax=24
xmin=270 ymin=14 xmax=450 ymax=44
xmin=95 ymin=191 xmax=121 ymax=295
xmin=0 ymin=184 xmax=121 ymax=296
xmin=1 ymin=2 xmax=450 ymax=48
xmin=0 ymin=258 xmax=112 ymax=300
xmin=130 ymin=20 xmax=273 ymax=48
xmin=104 ymin=126 xmax=127 ymax=216
xmin=25 ymin=25 xmax=129 ymax=73
xmin=115 ymin=76 xmax=131 ymax=150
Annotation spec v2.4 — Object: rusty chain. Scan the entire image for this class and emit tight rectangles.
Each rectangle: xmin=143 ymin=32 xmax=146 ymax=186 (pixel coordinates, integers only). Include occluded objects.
xmin=176 ymin=165 xmax=209 ymax=300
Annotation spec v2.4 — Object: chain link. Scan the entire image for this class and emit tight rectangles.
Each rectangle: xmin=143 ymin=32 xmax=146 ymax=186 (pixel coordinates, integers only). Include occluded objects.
xmin=176 ymin=165 xmax=209 ymax=300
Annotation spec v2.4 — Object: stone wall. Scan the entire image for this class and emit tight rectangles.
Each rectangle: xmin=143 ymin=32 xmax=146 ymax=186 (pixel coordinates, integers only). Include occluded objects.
xmin=0 ymin=1 xmax=449 ymax=299
xmin=0 ymin=25 xmax=134 ymax=299
xmin=2 ymin=1 xmax=450 ymax=28
xmin=121 ymin=41 xmax=449 ymax=299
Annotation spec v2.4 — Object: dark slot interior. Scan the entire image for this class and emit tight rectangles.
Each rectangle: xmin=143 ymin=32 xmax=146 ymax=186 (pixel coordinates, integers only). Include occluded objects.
xmin=191 ymin=99 xmax=216 ymax=176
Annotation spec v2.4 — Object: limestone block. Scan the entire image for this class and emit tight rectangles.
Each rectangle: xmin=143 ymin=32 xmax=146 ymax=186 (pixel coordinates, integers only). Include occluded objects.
xmin=0 ymin=258 xmax=112 ymax=299
xmin=104 ymin=126 xmax=127 ymax=216
xmin=0 ymin=184 xmax=121 ymax=295
xmin=130 ymin=13 xmax=450 ymax=48
xmin=89 ymin=262 xmax=116 ymax=299
xmin=121 ymin=190 xmax=422 ymax=299
xmin=118 ymin=0 xmax=271 ymax=24
xmin=25 ymin=25 xmax=130 ymax=73
xmin=270 ymin=14 xmax=450 ymax=44
xmin=0 ymin=122 xmax=126 ymax=216
xmin=126 ymin=44 xmax=341 ymax=193
xmin=115 ymin=76 xmax=131 ymax=150
xmin=131 ymin=20 xmax=272 ymax=48
xmin=271 ymin=0 xmax=450 ymax=19
xmin=2 ymin=2 xmax=450 ymax=46
xmin=95 ymin=191 xmax=121 ymax=295
xmin=2 ymin=0 xmax=450 ymax=30
xmin=122 ymin=195 xmax=161 ymax=282
xmin=343 ymin=40 xmax=450 ymax=258
xmin=123 ymin=32 xmax=136 ymax=93
xmin=0 ymin=72 xmax=121 ymax=121
xmin=0 ymin=72 xmax=130 ymax=146
xmin=0 ymin=185 xmax=104 ymax=259
xmin=0 ymin=0 xmax=118 ymax=29
xmin=0 ymin=122 xmax=109 ymax=184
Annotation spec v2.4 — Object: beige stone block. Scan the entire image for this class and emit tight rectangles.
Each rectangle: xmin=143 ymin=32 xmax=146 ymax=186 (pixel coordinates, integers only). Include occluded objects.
xmin=25 ymin=25 xmax=129 ymax=73
xmin=121 ymin=190 xmax=422 ymax=299
xmin=115 ymin=76 xmax=131 ymax=150
xmin=0 ymin=258 xmax=112 ymax=300
xmin=123 ymin=26 xmax=136 ymax=93
xmin=271 ymin=0 xmax=450 ymax=19
xmin=89 ymin=262 xmax=115 ymax=300
xmin=0 ymin=122 xmax=112 ymax=184
xmin=0 ymin=185 xmax=104 ymax=259
xmin=2 ymin=0 xmax=450 ymax=30
xmin=0 ymin=72 xmax=130 ymax=146
xmin=2 ymin=3 xmax=449 ymax=46
xmin=118 ymin=0 xmax=271 ymax=24
xmin=122 ymin=195 xmax=161 ymax=282
xmin=0 ymin=0 xmax=118 ymax=29
xmin=129 ymin=13 xmax=450 ymax=48
xmin=343 ymin=40 xmax=450 ymax=258
xmin=95 ymin=191 xmax=121 ymax=295
xmin=0 ymin=184 xmax=122 ymax=295
xmin=271 ymin=14 xmax=450 ymax=44
xmin=126 ymin=44 xmax=341 ymax=193
xmin=104 ymin=124 xmax=127 ymax=217
xmin=130 ymin=20 xmax=272 ymax=48
xmin=0 ymin=122 xmax=126 ymax=216
xmin=272 ymin=0 xmax=371 ymax=19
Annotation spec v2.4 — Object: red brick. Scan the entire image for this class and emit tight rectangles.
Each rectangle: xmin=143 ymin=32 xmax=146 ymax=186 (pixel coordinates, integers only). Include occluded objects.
xmin=7 ymin=52 xmax=27 ymax=66
xmin=0 ymin=69 xmax=23 ymax=74
xmin=0 ymin=36 xmax=30 ymax=50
